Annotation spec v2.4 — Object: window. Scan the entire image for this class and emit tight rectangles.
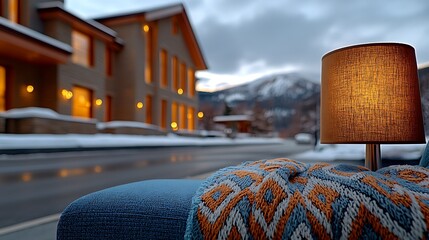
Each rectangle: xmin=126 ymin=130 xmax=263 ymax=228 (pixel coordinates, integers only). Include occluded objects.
xmin=0 ymin=66 xmax=5 ymax=111
xmin=8 ymin=0 xmax=19 ymax=23
xmin=171 ymin=101 xmax=178 ymax=129
xmin=72 ymin=30 xmax=92 ymax=67
xmin=105 ymin=95 xmax=112 ymax=122
xmin=172 ymin=17 xmax=179 ymax=35
xmin=160 ymin=49 xmax=168 ymax=88
xmin=144 ymin=24 xmax=153 ymax=84
xmin=105 ymin=47 xmax=112 ymax=76
xmin=187 ymin=107 xmax=194 ymax=130
xmin=179 ymin=104 xmax=186 ymax=129
xmin=188 ymin=68 xmax=195 ymax=97
xmin=180 ymin=62 xmax=187 ymax=95
xmin=72 ymin=86 xmax=92 ymax=118
xmin=161 ymin=99 xmax=167 ymax=129
xmin=172 ymin=56 xmax=178 ymax=91
xmin=145 ymin=95 xmax=153 ymax=124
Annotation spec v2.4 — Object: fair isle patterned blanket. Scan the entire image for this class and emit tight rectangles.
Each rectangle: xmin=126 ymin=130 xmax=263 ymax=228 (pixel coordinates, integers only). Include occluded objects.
xmin=185 ymin=158 xmax=429 ymax=239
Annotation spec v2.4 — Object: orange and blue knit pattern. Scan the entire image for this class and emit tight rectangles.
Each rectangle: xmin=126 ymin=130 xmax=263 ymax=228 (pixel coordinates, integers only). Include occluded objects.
xmin=185 ymin=158 xmax=429 ymax=239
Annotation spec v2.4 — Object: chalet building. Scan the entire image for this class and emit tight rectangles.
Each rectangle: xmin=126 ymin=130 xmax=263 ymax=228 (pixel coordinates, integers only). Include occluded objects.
xmin=0 ymin=0 xmax=206 ymax=133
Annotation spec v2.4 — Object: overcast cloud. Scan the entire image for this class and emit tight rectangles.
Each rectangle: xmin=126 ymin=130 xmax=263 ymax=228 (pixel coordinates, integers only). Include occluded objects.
xmin=66 ymin=0 xmax=429 ymax=90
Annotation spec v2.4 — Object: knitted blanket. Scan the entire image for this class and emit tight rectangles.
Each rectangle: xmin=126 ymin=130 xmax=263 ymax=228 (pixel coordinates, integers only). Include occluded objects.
xmin=185 ymin=158 xmax=429 ymax=239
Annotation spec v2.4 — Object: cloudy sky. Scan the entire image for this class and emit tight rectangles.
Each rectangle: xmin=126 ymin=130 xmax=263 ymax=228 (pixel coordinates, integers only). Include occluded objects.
xmin=66 ymin=0 xmax=429 ymax=91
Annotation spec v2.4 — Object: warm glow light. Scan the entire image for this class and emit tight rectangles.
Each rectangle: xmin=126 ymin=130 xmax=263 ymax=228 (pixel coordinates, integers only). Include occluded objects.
xmin=66 ymin=91 xmax=73 ymax=99
xmin=198 ymin=111 xmax=204 ymax=118
xmin=95 ymin=99 xmax=103 ymax=106
xmin=26 ymin=85 xmax=34 ymax=93
xmin=143 ymin=24 xmax=150 ymax=32
xmin=320 ymin=43 xmax=425 ymax=171
xmin=137 ymin=102 xmax=144 ymax=109
xmin=62 ymin=89 xmax=73 ymax=100
xmin=94 ymin=166 xmax=102 ymax=173
xmin=59 ymin=169 xmax=68 ymax=178
xmin=177 ymin=88 xmax=183 ymax=95
xmin=187 ymin=113 xmax=192 ymax=119
xmin=21 ymin=173 xmax=32 ymax=182
xmin=171 ymin=121 xmax=178 ymax=131
xmin=321 ymin=43 xmax=425 ymax=144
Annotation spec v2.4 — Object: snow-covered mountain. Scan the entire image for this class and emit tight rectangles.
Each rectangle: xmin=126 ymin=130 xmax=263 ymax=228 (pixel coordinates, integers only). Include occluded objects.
xmin=198 ymin=73 xmax=320 ymax=137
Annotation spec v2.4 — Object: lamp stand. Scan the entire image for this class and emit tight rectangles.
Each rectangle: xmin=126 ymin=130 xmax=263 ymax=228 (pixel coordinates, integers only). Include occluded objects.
xmin=365 ymin=144 xmax=381 ymax=171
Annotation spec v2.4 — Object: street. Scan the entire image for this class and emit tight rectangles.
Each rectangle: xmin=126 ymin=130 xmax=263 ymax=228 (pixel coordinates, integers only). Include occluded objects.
xmin=0 ymin=141 xmax=311 ymax=228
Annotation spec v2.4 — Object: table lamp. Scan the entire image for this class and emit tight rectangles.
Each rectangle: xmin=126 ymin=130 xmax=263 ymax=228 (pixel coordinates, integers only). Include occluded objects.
xmin=320 ymin=43 xmax=425 ymax=171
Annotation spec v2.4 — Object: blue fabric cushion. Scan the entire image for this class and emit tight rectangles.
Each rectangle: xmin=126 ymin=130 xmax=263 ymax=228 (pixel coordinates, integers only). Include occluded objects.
xmin=420 ymin=142 xmax=429 ymax=168
xmin=57 ymin=179 xmax=202 ymax=240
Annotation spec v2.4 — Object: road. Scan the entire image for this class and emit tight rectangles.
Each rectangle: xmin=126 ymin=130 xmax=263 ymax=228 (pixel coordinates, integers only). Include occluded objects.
xmin=0 ymin=141 xmax=311 ymax=228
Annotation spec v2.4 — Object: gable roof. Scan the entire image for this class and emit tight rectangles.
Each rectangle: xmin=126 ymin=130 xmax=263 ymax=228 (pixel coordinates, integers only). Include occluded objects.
xmin=0 ymin=17 xmax=71 ymax=64
xmin=38 ymin=1 xmax=124 ymax=48
xmin=95 ymin=4 xmax=207 ymax=70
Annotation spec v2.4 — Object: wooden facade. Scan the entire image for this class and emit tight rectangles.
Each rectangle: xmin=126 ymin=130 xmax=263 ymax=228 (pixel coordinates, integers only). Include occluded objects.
xmin=0 ymin=0 xmax=206 ymax=132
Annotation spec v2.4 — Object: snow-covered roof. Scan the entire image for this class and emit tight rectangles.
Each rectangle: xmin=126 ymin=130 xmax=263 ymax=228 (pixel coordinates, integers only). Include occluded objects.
xmin=38 ymin=1 xmax=123 ymax=46
xmin=419 ymin=62 xmax=429 ymax=69
xmin=94 ymin=3 xmax=207 ymax=70
xmin=0 ymin=107 xmax=97 ymax=123
xmin=93 ymin=3 xmax=182 ymax=22
xmin=0 ymin=17 xmax=72 ymax=53
xmin=213 ymin=115 xmax=253 ymax=122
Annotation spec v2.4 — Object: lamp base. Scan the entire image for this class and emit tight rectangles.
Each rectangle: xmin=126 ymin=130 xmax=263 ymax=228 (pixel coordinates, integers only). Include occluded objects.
xmin=365 ymin=144 xmax=381 ymax=171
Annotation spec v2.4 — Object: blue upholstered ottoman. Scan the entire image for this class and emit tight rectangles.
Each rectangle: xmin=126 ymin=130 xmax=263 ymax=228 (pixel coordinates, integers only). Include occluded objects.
xmin=57 ymin=179 xmax=202 ymax=240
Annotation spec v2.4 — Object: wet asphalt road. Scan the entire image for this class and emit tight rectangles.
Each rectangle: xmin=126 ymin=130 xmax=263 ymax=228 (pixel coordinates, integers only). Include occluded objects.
xmin=0 ymin=141 xmax=311 ymax=228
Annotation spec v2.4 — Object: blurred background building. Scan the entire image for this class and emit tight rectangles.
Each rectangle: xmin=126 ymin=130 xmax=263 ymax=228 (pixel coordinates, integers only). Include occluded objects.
xmin=0 ymin=0 xmax=206 ymax=133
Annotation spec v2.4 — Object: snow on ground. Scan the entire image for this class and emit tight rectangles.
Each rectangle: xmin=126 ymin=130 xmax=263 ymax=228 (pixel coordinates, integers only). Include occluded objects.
xmin=0 ymin=133 xmax=285 ymax=150
xmin=0 ymin=107 xmax=96 ymax=123
xmin=97 ymin=121 xmax=162 ymax=130
xmin=292 ymin=143 xmax=426 ymax=162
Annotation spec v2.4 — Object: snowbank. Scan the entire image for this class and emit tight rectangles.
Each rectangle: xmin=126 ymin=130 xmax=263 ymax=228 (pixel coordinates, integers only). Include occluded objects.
xmin=97 ymin=121 xmax=162 ymax=131
xmin=292 ymin=143 xmax=426 ymax=162
xmin=0 ymin=134 xmax=285 ymax=150
xmin=0 ymin=107 xmax=96 ymax=123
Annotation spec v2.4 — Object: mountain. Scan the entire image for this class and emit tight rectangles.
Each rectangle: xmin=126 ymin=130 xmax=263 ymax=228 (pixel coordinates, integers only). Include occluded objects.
xmin=418 ymin=65 xmax=429 ymax=135
xmin=198 ymin=73 xmax=320 ymax=137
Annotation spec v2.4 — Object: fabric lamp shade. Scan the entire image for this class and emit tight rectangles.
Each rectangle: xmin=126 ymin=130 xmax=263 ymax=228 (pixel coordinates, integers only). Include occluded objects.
xmin=320 ymin=43 xmax=425 ymax=144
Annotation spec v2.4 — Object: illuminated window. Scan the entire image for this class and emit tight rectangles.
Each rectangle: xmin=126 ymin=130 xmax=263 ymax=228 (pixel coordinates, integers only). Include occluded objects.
xmin=105 ymin=95 xmax=112 ymax=121
xmin=161 ymin=99 xmax=167 ymax=129
xmin=180 ymin=62 xmax=187 ymax=95
xmin=145 ymin=24 xmax=153 ymax=84
xmin=105 ymin=47 xmax=112 ymax=76
xmin=160 ymin=49 xmax=168 ymax=88
xmin=72 ymin=30 xmax=92 ymax=67
xmin=145 ymin=95 xmax=152 ymax=124
xmin=172 ymin=56 xmax=178 ymax=91
xmin=187 ymin=107 xmax=194 ymax=130
xmin=172 ymin=101 xmax=178 ymax=125
xmin=172 ymin=17 xmax=179 ymax=35
xmin=0 ymin=66 xmax=5 ymax=111
xmin=72 ymin=86 xmax=92 ymax=118
xmin=8 ymin=0 xmax=19 ymax=23
xmin=179 ymin=104 xmax=186 ymax=129
xmin=188 ymin=68 xmax=195 ymax=97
